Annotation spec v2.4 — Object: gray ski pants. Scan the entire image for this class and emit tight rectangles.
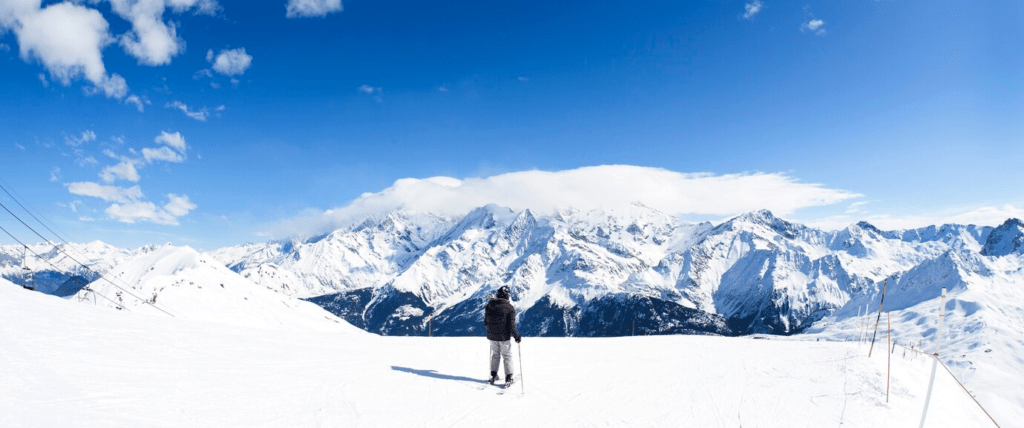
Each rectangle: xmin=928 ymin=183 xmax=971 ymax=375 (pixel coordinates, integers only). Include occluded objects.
xmin=489 ymin=339 xmax=514 ymax=376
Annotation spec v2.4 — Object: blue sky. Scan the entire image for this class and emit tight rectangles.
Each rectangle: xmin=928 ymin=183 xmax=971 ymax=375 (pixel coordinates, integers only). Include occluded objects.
xmin=1 ymin=0 xmax=1022 ymax=250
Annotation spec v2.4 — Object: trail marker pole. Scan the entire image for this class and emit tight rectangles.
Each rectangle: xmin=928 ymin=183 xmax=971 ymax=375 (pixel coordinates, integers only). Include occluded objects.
xmin=887 ymin=311 xmax=892 ymax=403
xmin=919 ymin=287 xmax=947 ymax=428
xmin=856 ymin=305 xmax=863 ymax=341
xmin=517 ymin=342 xmax=525 ymax=395
xmin=869 ymin=279 xmax=889 ymax=358
xmin=863 ymin=304 xmax=870 ymax=343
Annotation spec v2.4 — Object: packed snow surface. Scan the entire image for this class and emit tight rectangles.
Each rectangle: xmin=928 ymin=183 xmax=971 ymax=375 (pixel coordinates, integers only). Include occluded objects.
xmin=1 ymin=280 xmax=997 ymax=428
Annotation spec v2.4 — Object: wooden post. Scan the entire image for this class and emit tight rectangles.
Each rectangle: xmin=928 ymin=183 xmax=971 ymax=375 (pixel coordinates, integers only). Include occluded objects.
xmin=869 ymin=278 xmax=889 ymax=358
xmin=886 ymin=311 xmax=892 ymax=402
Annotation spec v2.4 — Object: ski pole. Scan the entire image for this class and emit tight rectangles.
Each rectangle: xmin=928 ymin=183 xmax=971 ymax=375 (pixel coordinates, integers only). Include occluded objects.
xmin=517 ymin=342 xmax=524 ymax=395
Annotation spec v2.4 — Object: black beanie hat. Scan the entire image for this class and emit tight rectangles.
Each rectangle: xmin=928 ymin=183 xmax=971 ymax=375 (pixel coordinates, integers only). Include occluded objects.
xmin=496 ymin=286 xmax=510 ymax=299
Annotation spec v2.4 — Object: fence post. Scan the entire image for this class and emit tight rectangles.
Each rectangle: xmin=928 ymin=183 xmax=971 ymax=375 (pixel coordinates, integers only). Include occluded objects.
xmin=919 ymin=287 xmax=947 ymax=428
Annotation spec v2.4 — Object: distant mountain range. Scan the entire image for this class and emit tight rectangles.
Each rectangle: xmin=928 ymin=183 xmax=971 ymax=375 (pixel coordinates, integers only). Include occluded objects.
xmin=5 ymin=207 xmax=1021 ymax=339
xmin=198 ymin=206 xmax=1021 ymax=338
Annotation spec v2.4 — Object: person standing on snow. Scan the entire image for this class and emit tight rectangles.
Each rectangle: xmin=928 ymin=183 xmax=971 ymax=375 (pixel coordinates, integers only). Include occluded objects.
xmin=483 ymin=285 xmax=522 ymax=386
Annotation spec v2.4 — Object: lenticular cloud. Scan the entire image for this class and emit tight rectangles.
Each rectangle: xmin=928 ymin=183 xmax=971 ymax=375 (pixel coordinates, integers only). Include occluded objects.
xmin=267 ymin=165 xmax=861 ymax=238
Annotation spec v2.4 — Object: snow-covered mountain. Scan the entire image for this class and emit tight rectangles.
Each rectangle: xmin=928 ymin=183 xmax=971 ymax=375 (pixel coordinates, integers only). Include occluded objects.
xmin=0 ymin=241 xmax=150 ymax=295
xmin=208 ymin=207 xmax=1013 ymax=341
xmin=74 ymin=244 xmax=354 ymax=331
xmin=210 ymin=212 xmax=458 ymax=297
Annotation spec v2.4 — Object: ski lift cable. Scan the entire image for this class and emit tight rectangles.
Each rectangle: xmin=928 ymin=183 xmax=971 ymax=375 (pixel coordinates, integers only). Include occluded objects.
xmin=0 ymin=223 xmax=129 ymax=311
xmin=0 ymin=182 xmax=162 ymax=306
xmin=0 ymin=202 xmax=175 ymax=317
xmin=0 ymin=181 xmax=77 ymax=250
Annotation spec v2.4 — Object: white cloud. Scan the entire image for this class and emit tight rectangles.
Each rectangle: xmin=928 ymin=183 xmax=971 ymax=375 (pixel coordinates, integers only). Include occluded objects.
xmin=99 ymin=160 xmax=141 ymax=183
xmin=262 ymin=165 xmax=861 ymax=238
xmin=64 ymin=130 xmax=195 ymax=226
xmin=165 ymin=100 xmax=208 ymax=121
xmin=105 ymin=193 xmax=195 ymax=225
xmin=67 ymin=182 xmax=144 ymax=203
xmin=163 ymin=193 xmax=196 ymax=216
xmin=357 ymin=84 xmax=380 ymax=94
xmin=286 ymin=0 xmax=342 ymax=18
xmin=210 ymin=47 xmax=252 ymax=76
xmin=77 ymin=156 xmax=98 ymax=167
xmin=50 ymin=167 xmax=60 ymax=182
xmin=84 ymin=72 xmax=129 ymax=98
xmin=142 ymin=146 xmax=184 ymax=163
xmin=0 ymin=43 xmax=10 ymax=52
xmin=806 ymin=204 xmax=1024 ymax=232
xmin=844 ymin=201 xmax=869 ymax=214
xmin=125 ymin=94 xmax=148 ymax=112
xmin=66 ymin=130 xmax=97 ymax=147
xmin=743 ymin=1 xmax=763 ymax=20
xmin=802 ymin=19 xmax=826 ymax=35
xmin=105 ymin=201 xmax=173 ymax=224
xmin=107 ymin=0 xmax=219 ymax=66
xmin=3 ymin=1 xmax=130 ymax=99
xmin=154 ymin=131 xmax=187 ymax=152
xmin=193 ymin=68 xmax=213 ymax=79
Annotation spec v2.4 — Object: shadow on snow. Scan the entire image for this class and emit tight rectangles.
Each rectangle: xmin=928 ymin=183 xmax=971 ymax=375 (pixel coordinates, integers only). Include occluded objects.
xmin=391 ymin=366 xmax=485 ymax=384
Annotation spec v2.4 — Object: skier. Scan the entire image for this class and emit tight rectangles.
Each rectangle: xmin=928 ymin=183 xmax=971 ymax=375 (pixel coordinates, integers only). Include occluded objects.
xmin=483 ymin=285 xmax=521 ymax=387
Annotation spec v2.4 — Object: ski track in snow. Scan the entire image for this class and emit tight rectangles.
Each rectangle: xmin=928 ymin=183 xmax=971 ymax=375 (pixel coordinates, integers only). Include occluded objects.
xmin=1 ymin=282 xmax=999 ymax=428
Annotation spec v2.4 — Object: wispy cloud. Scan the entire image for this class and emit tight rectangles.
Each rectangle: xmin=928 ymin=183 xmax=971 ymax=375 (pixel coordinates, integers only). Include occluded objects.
xmin=64 ymin=130 xmax=196 ymax=225
xmin=261 ymin=165 xmax=862 ymax=238
xmin=125 ymin=94 xmax=148 ymax=112
xmin=165 ymin=101 xmax=209 ymax=121
xmin=99 ymin=160 xmax=141 ymax=183
xmin=65 ymin=130 xmax=97 ymax=147
xmin=358 ymin=85 xmax=383 ymax=102
xmin=105 ymin=193 xmax=196 ymax=225
xmin=286 ymin=0 xmax=342 ymax=18
xmin=807 ymin=205 xmax=1024 ymax=231
xmin=67 ymin=182 xmax=144 ymax=203
xmin=742 ymin=1 xmax=763 ymax=20
xmin=802 ymin=18 xmax=826 ymax=35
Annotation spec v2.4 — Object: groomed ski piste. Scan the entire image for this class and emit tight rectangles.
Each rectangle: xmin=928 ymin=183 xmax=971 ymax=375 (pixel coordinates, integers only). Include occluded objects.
xmin=1 ymin=278 xmax=998 ymax=428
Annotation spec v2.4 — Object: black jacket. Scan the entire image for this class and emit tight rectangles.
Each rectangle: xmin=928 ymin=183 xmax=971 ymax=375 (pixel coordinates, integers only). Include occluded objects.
xmin=483 ymin=297 xmax=521 ymax=342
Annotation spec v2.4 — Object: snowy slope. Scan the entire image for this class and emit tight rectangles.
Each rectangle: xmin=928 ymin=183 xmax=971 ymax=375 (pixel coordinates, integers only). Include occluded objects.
xmin=74 ymin=244 xmax=355 ymax=332
xmin=806 ymin=246 xmax=1024 ymax=425
xmin=0 ymin=279 xmax=998 ymax=428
